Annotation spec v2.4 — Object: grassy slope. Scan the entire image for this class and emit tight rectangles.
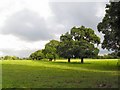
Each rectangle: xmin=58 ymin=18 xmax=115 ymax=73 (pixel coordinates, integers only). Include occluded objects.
xmin=1 ymin=59 xmax=119 ymax=88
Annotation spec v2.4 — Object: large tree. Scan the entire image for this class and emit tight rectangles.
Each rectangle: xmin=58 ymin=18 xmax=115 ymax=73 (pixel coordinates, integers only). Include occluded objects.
xmin=71 ymin=26 xmax=100 ymax=63
xmin=58 ymin=26 xmax=100 ymax=63
xmin=43 ymin=40 xmax=60 ymax=61
xmin=97 ymin=1 xmax=120 ymax=54
xmin=57 ymin=32 xmax=74 ymax=62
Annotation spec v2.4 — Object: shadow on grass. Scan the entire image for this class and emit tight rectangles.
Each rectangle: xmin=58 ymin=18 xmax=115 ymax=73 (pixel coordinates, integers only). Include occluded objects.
xmin=53 ymin=61 xmax=91 ymax=64
xmin=3 ymin=60 xmax=119 ymax=72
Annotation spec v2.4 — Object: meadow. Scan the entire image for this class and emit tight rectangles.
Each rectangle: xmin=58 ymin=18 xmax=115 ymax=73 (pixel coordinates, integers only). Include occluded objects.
xmin=1 ymin=59 xmax=119 ymax=88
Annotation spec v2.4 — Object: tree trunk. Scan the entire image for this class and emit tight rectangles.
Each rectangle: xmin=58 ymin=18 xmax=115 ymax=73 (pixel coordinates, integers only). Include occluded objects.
xmin=68 ymin=58 xmax=70 ymax=63
xmin=81 ymin=58 xmax=84 ymax=63
xmin=54 ymin=58 xmax=56 ymax=61
xmin=49 ymin=58 xmax=52 ymax=61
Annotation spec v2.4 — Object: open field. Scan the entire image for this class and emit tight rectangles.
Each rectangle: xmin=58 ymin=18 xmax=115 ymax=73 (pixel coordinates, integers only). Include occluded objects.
xmin=1 ymin=59 xmax=119 ymax=88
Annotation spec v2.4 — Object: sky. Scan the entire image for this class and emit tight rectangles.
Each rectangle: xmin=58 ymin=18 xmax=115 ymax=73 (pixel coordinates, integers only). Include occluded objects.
xmin=0 ymin=0 xmax=110 ymax=57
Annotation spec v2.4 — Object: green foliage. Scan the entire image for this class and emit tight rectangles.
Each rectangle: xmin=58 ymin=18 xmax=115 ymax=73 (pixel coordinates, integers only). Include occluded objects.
xmin=94 ymin=51 xmax=120 ymax=59
xmin=58 ymin=26 xmax=100 ymax=63
xmin=0 ymin=57 xmax=4 ymax=60
xmin=107 ymin=52 xmax=120 ymax=59
xmin=3 ymin=56 xmax=19 ymax=60
xmin=97 ymin=2 xmax=120 ymax=51
xmin=4 ymin=56 xmax=13 ymax=60
xmin=29 ymin=50 xmax=44 ymax=60
xmin=58 ymin=33 xmax=74 ymax=60
xmin=43 ymin=40 xmax=60 ymax=61
xmin=71 ymin=26 xmax=100 ymax=45
xmin=46 ymin=53 xmax=54 ymax=61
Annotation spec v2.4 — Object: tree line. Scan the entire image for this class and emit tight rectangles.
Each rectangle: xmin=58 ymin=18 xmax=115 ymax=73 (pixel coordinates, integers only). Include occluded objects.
xmin=29 ymin=26 xmax=100 ymax=63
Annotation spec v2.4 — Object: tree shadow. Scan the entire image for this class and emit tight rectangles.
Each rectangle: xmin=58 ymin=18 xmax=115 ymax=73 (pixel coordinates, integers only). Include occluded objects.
xmin=53 ymin=61 xmax=91 ymax=65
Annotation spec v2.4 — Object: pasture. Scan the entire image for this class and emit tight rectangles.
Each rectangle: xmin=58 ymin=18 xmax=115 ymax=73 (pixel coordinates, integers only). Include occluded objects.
xmin=1 ymin=59 xmax=119 ymax=88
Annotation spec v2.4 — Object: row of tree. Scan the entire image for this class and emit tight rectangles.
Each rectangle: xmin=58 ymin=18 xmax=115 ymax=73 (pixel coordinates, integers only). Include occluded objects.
xmin=29 ymin=24 xmax=120 ymax=63
xmin=0 ymin=56 xmax=19 ymax=60
xmin=0 ymin=56 xmax=30 ymax=60
xmin=29 ymin=26 xmax=100 ymax=63
xmin=1 ymin=51 xmax=119 ymax=61
xmin=29 ymin=1 xmax=120 ymax=63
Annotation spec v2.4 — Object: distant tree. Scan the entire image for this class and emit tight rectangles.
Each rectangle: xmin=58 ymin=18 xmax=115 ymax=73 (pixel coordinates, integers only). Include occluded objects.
xmin=108 ymin=52 xmax=120 ymax=59
xmin=29 ymin=53 xmax=36 ymax=60
xmin=4 ymin=56 xmax=13 ymax=60
xmin=29 ymin=50 xmax=44 ymax=60
xmin=12 ymin=56 xmax=19 ymax=60
xmin=43 ymin=40 xmax=60 ymax=61
xmin=58 ymin=26 xmax=100 ymax=63
xmin=0 ymin=57 xmax=4 ymax=60
xmin=97 ymin=2 xmax=120 ymax=54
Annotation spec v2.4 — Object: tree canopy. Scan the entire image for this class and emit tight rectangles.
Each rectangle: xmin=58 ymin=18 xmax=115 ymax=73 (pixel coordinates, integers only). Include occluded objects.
xmin=58 ymin=32 xmax=74 ymax=62
xmin=29 ymin=50 xmax=44 ymax=60
xmin=43 ymin=40 xmax=60 ymax=61
xmin=58 ymin=26 xmax=100 ymax=63
xmin=97 ymin=1 xmax=120 ymax=53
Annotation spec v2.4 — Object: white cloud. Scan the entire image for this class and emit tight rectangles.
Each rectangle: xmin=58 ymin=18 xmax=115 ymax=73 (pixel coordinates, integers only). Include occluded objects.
xmin=0 ymin=34 xmax=49 ymax=50
xmin=0 ymin=34 xmax=49 ymax=57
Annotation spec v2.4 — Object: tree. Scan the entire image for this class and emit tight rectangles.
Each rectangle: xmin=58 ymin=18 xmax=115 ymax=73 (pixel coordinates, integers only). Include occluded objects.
xmin=97 ymin=2 xmax=120 ymax=54
xmin=57 ymin=32 xmax=74 ymax=62
xmin=12 ymin=56 xmax=19 ymax=60
xmin=58 ymin=26 xmax=100 ymax=63
xmin=46 ymin=53 xmax=54 ymax=61
xmin=108 ymin=52 xmax=120 ymax=59
xmin=43 ymin=40 xmax=60 ymax=61
xmin=4 ymin=56 xmax=13 ymax=60
xmin=71 ymin=26 xmax=100 ymax=63
xmin=29 ymin=53 xmax=36 ymax=60
xmin=29 ymin=50 xmax=44 ymax=60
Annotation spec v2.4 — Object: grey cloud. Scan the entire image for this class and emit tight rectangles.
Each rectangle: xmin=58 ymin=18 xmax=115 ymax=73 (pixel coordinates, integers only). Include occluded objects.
xmin=48 ymin=2 xmax=108 ymax=45
xmin=49 ymin=2 xmax=107 ymax=30
xmin=1 ymin=9 xmax=54 ymax=41
xmin=1 ymin=3 xmax=107 ymax=42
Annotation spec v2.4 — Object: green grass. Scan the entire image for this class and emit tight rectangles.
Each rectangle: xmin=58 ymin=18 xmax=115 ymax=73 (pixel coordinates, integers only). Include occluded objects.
xmin=1 ymin=59 xmax=119 ymax=88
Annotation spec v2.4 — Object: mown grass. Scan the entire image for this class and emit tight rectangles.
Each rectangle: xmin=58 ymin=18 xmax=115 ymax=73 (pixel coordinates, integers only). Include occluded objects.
xmin=1 ymin=59 xmax=119 ymax=88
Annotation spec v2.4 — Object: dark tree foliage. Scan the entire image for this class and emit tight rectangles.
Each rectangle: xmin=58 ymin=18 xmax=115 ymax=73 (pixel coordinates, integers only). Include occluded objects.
xmin=71 ymin=26 xmax=100 ymax=63
xmin=58 ymin=26 xmax=100 ymax=63
xmin=57 ymin=32 xmax=74 ymax=62
xmin=97 ymin=1 xmax=120 ymax=53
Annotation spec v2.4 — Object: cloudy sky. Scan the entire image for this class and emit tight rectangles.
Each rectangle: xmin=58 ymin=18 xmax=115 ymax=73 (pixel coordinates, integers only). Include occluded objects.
xmin=0 ymin=0 xmax=110 ymax=57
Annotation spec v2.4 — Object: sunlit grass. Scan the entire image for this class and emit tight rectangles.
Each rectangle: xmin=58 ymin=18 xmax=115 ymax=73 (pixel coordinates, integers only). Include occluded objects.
xmin=1 ymin=59 xmax=119 ymax=88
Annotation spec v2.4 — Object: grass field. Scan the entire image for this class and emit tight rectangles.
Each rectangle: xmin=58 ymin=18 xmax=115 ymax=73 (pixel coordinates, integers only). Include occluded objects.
xmin=1 ymin=59 xmax=119 ymax=88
